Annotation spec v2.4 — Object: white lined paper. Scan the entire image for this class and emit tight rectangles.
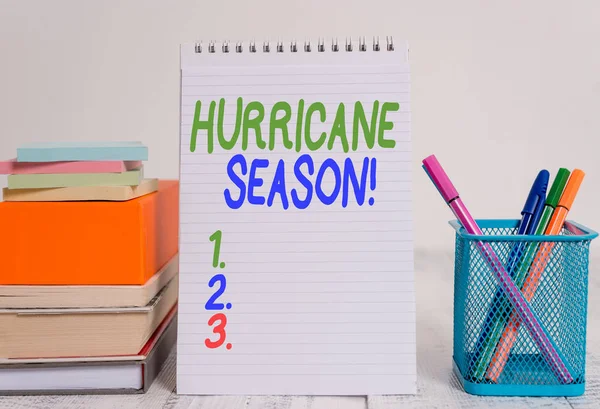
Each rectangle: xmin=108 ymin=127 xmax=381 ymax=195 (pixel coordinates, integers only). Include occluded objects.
xmin=177 ymin=40 xmax=415 ymax=395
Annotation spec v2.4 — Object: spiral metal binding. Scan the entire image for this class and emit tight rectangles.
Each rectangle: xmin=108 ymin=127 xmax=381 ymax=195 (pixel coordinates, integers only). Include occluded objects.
xmin=318 ymin=38 xmax=325 ymax=52
xmin=304 ymin=40 xmax=311 ymax=52
xmin=193 ymin=37 xmax=394 ymax=53
xmin=332 ymin=38 xmax=339 ymax=52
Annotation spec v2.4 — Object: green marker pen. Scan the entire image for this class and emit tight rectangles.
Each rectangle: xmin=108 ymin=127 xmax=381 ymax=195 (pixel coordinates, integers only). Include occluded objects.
xmin=508 ymin=168 xmax=571 ymax=292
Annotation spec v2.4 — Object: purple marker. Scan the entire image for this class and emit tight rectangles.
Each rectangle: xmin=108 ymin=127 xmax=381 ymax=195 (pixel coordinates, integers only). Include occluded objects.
xmin=422 ymin=154 xmax=572 ymax=384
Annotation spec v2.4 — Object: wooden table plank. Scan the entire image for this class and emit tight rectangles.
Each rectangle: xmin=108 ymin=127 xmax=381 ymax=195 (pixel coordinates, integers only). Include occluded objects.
xmin=246 ymin=396 xmax=366 ymax=409
xmin=164 ymin=395 xmax=248 ymax=409
xmin=165 ymin=395 xmax=367 ymax=409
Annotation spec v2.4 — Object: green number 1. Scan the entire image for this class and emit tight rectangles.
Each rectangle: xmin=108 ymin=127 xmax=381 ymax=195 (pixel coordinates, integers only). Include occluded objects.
xmin=209 ymin=230 xmax=223 ymax=268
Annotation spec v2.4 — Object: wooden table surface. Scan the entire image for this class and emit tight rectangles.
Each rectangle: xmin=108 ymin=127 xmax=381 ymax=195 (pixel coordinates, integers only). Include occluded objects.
xmin=2 ymin=249 xmax=599 ymax=409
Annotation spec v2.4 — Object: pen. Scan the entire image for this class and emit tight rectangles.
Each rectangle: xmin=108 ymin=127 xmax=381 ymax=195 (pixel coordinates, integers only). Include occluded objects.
xmin=469 ymin=170 xmax=549 ymax=380
xmin=483 ymin=168 xmax=570 ymax=381
xmin=486 ymin=169 xmax=584 ymax=381
xmin=422 ymin=154 xmax=573 ymax=384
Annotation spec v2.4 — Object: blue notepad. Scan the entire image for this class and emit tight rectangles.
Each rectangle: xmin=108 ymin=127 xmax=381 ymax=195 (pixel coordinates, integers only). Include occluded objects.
xmin=16 ymin=141 xmax=148 ymax=162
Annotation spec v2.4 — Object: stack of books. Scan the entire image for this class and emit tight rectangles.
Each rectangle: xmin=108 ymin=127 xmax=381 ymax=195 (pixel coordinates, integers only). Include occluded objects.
xmin=0 ymin=141 xmax=179 ymax=395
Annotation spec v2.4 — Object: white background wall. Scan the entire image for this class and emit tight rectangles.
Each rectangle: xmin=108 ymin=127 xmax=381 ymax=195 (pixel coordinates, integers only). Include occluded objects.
xmin=1 ymin=0 xmax=599 ymax=251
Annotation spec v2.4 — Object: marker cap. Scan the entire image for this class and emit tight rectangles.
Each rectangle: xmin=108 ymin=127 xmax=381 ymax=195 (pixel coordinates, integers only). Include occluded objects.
xmin=422 ymin=155 xmax=459 ymax=203
xmin=522 ymin=170 xmax=549 ymax=215
xmin=558 ymin=169 xmax=585 ymax=210
xmin=546 ymin=168 xmax=571 ymax=208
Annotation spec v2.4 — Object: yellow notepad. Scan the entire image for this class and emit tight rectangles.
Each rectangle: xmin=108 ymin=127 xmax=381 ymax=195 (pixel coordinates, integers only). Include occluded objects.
xmin=3 ymin=178 xmax=158 ymax=202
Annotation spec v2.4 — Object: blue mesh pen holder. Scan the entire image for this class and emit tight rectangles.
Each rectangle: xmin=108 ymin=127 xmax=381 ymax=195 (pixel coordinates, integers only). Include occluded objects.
xmin=451 ymin=219 xmax=597 ymax=397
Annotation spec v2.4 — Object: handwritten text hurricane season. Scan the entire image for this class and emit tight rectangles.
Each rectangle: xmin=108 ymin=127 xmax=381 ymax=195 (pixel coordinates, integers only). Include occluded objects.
xmin=188 ymin=98 xmax=400 ymax=210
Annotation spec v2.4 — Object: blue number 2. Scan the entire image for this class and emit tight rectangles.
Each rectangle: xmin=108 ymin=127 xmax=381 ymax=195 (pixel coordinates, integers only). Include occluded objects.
xmin=205 ymin=274 xmax=227 ymax=310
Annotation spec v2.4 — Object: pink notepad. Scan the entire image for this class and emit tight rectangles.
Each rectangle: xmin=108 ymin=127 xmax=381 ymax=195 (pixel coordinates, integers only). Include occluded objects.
xmin=0 ymin=159 xmax=142 ymax=175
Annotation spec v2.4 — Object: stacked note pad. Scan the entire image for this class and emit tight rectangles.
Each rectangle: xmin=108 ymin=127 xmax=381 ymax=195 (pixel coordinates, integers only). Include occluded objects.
xmin=0 ymin=141 xmax=160 ymax=201
xmin=0 ymin=142 xmax=180 ymax=395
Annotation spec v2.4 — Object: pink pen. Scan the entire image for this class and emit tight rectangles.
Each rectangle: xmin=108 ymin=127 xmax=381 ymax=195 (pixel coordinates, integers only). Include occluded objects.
xmin=422 ymin=154 xmax=573 ymax=384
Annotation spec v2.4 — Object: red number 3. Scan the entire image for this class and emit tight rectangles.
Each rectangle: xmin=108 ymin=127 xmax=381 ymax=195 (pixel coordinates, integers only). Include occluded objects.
xmin=205 ymin=313 xmax=227 ymax=348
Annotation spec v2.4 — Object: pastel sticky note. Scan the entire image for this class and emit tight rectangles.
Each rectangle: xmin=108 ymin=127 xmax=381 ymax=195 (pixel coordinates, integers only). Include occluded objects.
xmin=16 ymin=141 xmax=148 ymax=162
xmin=0 ymin=159 xmax=142 ymax=175
xmin=7 ymin=169 xmax=143 ymax=189
xmin=2 ymin=178 xmax=158 ymax=202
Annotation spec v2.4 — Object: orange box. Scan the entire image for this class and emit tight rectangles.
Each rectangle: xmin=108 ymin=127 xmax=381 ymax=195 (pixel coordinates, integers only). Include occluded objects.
xmin=0 ymin=180 xmax=179 ymax=285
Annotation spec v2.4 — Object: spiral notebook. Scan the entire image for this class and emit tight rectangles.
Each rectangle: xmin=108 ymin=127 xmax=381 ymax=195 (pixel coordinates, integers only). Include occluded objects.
xmin=177 ymin=37 xmax=415 ymax=396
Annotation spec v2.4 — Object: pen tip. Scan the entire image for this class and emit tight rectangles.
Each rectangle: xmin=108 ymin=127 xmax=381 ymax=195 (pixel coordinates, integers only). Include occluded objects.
xmin=559 ymin=169 xmax=585 ymax=209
